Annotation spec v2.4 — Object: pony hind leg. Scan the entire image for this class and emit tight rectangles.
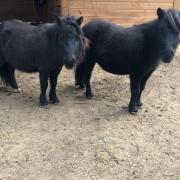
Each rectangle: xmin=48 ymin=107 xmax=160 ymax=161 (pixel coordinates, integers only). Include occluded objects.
xmin=39 ymin=71 xmax=49 ymax=106
xmin=84 ymin=60 xmax=96 ymax=98
xmin=75 ymin=62 xmax=85 ymax=89
xmin=49 ymin=67 xmax=62 ymax=104
xmin=0 ymin=63 xmax=9 ymax=86
xmin=6 ymin=65 xmax=21 ymax=93
xmin=0 ymin=56 xmax=9 ymax=86
xmin=0 ymin=63 xmax=20 ymax=92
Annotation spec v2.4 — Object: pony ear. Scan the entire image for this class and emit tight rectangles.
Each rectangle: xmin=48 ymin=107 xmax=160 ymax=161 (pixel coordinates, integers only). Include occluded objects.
xmin=157 ymin=8 xmax=165 ymax=19
xmin=76 ymin=16 xmax=83 ymax=25
xmin=55 ymin=15 xmax=63 ymax=25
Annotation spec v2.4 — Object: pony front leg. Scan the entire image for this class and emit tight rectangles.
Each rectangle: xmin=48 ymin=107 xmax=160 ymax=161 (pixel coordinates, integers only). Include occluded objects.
xmin=137 ymin=70 xmax=154 ymax=107
xmin=39 ymin=71 xmax=49 ymax=106
xmin=75 ymin=62 xmax=85 ymax=89
xmin=49 ymin=68 xmax=61 ymax=104
xmin=128 ymin=75 xmax=142 ymax=113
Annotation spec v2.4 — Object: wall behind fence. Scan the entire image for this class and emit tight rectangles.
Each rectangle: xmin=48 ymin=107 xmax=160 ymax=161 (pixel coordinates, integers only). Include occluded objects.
xmin=61 ymin=0 xmax=179 ymax=26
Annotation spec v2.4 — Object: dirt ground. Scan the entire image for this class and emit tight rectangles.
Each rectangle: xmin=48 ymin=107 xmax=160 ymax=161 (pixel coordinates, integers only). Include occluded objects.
xmin=0 ymin=51 xmax=180 ymax=180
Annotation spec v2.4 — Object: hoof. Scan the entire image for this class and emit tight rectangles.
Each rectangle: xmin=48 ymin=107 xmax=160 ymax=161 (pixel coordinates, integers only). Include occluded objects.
xmin=49 ymin=97 xmax=60 ymax=104
xmin=85 ymin=92 xmax=94 ymax=99
xmin=8 ymin=87 xmax=21 ymax=93
xmin=137 ymin=101 xmax=142 ymax=107
xmin=14 ymin=87 xmax=21 ymax=93
xmin=75 ymin=82 xmax=85 ymax=90
xmin=40 ymin=99 xmax=49 ymax=107
xmin=128 ymin=105 xmax=139 ymax=114
xmin=129 ymin=111 xmax=138 ymax=115
xmin=79 ymin=84 xmax=85 ymax=90
xmin=40 ymin=104 xmax=49 ymax=109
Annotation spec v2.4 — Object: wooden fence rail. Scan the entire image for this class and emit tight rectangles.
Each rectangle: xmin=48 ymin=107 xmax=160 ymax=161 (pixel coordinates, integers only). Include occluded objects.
xmin=60 ymin=0 xmax=180 ymax=26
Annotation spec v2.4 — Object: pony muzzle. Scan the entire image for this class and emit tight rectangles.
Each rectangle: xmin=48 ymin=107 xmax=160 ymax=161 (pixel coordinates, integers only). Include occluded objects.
xmin=64 ymin=57 xmax=76 ymax=69
xmin=162 ymin=51 xmax=175 ymax=63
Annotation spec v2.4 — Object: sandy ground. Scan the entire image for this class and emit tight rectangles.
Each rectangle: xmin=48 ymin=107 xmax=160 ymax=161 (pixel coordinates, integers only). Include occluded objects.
xmin=0 ymin=52 xmax=180 ymax=180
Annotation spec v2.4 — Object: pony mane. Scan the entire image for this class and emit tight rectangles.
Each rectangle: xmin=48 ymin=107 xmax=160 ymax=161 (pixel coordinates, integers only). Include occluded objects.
xmin=165 ymin=9 xmax=180 ymax=33
xmin=134 ymin=9 xmax=180 ymax=33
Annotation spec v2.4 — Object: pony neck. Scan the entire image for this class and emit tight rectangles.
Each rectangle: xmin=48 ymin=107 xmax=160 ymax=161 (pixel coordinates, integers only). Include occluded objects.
xmin=138 ymin=19 xmax=159 ymax=40
xmin=45 ymin=23 xmax=60 ymax=34
xmin=134 ymin=19 xmax=162 ymax=61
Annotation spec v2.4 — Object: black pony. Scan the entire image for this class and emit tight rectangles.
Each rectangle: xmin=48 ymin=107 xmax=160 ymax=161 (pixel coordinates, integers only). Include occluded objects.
xmin=0 ymin=16 xmax=85 ymax=106
xmin=75 ymin=8 xmax=180 ymax=114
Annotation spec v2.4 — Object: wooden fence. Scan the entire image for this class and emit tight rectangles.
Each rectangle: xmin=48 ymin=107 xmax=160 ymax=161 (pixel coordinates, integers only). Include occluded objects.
xmin=60 ymin=0 xmax=180 ymax=26
xmin=0 ymin=0 xmax=179 ymax=25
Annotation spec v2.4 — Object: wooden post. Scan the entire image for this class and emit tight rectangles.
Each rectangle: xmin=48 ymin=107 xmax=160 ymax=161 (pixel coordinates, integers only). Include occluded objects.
xmin=174 ymin=0 xmax=180 ymax=10
xmin=60 ymin=0 xmax=69 ymax=16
